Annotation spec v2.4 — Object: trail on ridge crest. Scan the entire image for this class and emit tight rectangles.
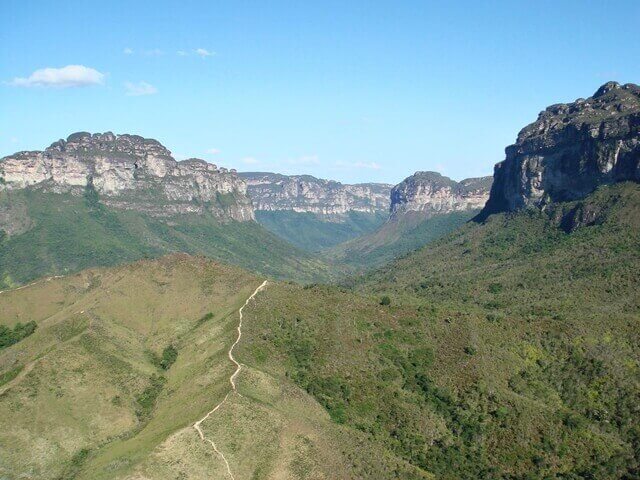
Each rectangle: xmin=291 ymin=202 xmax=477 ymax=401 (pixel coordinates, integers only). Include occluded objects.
xmin=193 ymin=280 xmax=268 ymax=480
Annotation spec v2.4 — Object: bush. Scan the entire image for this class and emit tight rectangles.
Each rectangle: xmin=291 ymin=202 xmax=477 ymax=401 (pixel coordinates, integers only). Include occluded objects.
xmin=380 ymin=295 xmax=391 ymax=306
xmin=135 ymin=374 xmax=166 ymax=420
xmin=160 ymin=345 xmax=178 ymax=370
xmin=0 ymin=321 xmax=37 ymax=350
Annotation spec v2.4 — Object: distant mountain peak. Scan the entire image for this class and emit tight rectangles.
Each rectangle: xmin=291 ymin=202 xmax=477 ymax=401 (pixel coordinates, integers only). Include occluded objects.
xmin=390 ymin=171 xmax=492 ymax=218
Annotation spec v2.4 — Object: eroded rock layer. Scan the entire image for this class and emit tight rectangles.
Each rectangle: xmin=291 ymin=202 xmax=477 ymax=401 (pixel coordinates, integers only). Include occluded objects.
xmin=0 ymin=132 xmax=254 ymax=221
xmin=482 ymin=81 xmax=640 ymax=218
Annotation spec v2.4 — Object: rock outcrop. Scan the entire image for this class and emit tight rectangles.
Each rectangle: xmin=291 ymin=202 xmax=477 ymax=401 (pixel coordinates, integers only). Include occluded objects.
xmin=389 ymin=171 xmax=492 ymax=219
xmin=240 ymin=172 xmax=392 ymax=218
xmin=0 ymin=132 xmax=254 ymax=221
xmin=481 ymin=81 xmax=640 ymax=219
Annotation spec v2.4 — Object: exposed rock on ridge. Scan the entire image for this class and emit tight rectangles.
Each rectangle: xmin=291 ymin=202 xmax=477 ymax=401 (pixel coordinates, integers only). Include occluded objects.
xmin=0 ymin=132 xmax=254 ymax=221
xmin=240 ymin=172 xmax=392 ymax=218
xmin=390 ymin=171 xmax=492 ymax=219
xmin=481 ymin=81 xmax=640 ymax=219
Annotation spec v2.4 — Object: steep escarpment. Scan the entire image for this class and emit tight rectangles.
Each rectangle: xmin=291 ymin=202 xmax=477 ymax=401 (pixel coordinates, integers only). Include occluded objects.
xmin=0 ymin=132 xmax=254 ymax=221
xmin=390 ymin=171 xmax=492 ymax=219
xmin=239 ymin=172 xmax=392 ymax=251
xmin=480 ymin=81 xmax=640 ymax=219
xmin=240 ymin=172 xmax=391 ymax=217
xmin=329 ymin=173 xmax=491 ymax=268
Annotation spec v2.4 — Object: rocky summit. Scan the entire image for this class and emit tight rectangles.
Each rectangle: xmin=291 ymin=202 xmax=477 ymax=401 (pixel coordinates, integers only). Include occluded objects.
xmin=482 ymin=81 xmax=640 ymax=218
xmin=0 ymin=132 xmax=254 ymax=221
xmin=389 ymin=171 xmax=492 ymax=219
xmin=240 ymin=172 xmax=392 ymax=218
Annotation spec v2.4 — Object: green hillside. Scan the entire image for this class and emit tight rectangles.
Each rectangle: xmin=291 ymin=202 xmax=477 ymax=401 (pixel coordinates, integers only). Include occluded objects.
xmin=0 ymin=256 xmax=430 ymax=479
xmin=0 ymin=189 xmax=334 ymax=287
xmin=243 ymin=183 xmax=640 ymax=479
xmin=255 ymin=210 xmax=387 ymax=251
xmin=328 ymin=210 xmax=477 ymax=269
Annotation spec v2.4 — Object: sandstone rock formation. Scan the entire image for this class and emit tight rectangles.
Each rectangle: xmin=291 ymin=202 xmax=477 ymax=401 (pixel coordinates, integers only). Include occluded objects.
xmin=389 ymin=171 xmax=492 ymax=219
xmin=481 ymin=81 xmax=640 ymax=218
xmin=240 ymin=172 xmax=392 ymax=218
xmin=0 ymin=132 xmax=254 ymax=221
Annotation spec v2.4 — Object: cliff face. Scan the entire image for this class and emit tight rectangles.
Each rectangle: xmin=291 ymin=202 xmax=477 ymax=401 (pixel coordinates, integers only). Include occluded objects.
xmin=389 ymin=171 xmax=492 ymax=219
xmin=481 ymin=82 xmax=640 ymax=218
xmin=0 ymin=132 xmax=254 ymax=221
xmin=240 ymin=172 xmax=392 ymax=218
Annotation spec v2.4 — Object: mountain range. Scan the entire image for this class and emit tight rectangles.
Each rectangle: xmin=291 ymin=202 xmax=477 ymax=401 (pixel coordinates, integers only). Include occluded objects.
xmin=0 ymin=81 xmax=639 ymax=479
xmin=0 ymin=134 xmax=493 ymax=285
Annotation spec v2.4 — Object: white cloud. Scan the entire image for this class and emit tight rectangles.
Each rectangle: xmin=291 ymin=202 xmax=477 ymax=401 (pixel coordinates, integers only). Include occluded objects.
xmin=177 ymin=50 xmax=188 ymax=56
xmin=195 ymin=48 xmax=214 ymax=58
xmin=242 ymin=157 xmax=259 ymax=165
xmin=124 ymin=81 xmax=158 ymax=96
xmin=206 ymin=148 xmax=221 ymax=155
xmin=123 ymin=47 xmax=134 ymax=55
xmin=335 ymin=161 xmax=381 ymax=170
xmin=9 ymin=65 xmax=105 ymax=88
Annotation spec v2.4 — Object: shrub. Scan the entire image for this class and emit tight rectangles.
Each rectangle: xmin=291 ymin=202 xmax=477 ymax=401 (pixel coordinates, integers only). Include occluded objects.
xmin=380 ymin=295 xmax=391 ymax=306
xmin=160 ymin=345 xmax=178 ymax=370
xmin=464 ymin=346 xmax=477 ymax=355
xmin=0 ymin=321 xmax=37 ymax=350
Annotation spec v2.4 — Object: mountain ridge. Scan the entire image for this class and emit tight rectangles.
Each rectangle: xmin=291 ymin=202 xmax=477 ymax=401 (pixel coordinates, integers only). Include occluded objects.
xmin=239 ymin=171 xmax=392 ymax=217
xmin=0 ymin=132 xmax=254 ymax=221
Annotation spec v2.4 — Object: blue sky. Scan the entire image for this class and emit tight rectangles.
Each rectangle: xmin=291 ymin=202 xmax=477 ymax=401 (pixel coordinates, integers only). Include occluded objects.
xmin=1 ymin=1 xmax=638 ymax=184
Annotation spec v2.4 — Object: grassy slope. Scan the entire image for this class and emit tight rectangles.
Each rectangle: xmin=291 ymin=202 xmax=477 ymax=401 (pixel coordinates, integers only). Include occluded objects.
xmin=0 ymin=189 xmax=334 ymax=287
xmin=0 ymin=255 xmax=426 ymax=480
xmin=327 ymin=209 xmax=477 ymax=269
xmin=242 ymin=183 xmax=640 ymax=479
xmin=255 ymin=210 xmax=387 ymax=252
xmin=0 ymin=256 xmax=341 ymax=479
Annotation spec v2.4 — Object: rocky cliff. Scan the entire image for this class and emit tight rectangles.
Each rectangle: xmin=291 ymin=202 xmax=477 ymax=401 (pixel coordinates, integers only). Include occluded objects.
xmin=240 ymin=172 xmax=392 ymax=218
xmin=481 ymin=81 xmax=640 ymax=218
xmin=0 ymin=132 xmax=254 ymax=221
xmin=389 ymin=171 xmax=492 ymax=219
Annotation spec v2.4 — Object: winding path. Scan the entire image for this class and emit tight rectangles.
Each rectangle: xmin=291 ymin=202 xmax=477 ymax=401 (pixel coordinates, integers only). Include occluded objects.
xmin=193 ymin=280 xmax=268 ymax=480
xmin=0 ymin=275 xmax=65 ymax=295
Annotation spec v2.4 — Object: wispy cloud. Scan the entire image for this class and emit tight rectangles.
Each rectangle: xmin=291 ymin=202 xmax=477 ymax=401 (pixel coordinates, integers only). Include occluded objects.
xmin=195 ymin=48 xmax=214 ymax=58
xmin=206 ymin=148 xmax=221 ymax=155
xmin=177 ymin=50 xmax=188 ymax=56
xmin=123 ymin=47 xmax=134 ymax=55
xmin=335 ymin=160 xmax=382 ymax=170
xmin=124 ymin=81 xmax=158 ymax=96
xmin=242 ymin=156 xmax=259 ymax=165
xmin=9 ymin=65 xmax=105 ymax=88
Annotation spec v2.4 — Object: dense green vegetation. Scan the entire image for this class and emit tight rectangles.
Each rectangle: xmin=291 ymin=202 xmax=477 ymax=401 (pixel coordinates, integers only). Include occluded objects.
xmin=255 ymin=210 xmax=386 ymax=251
xmin=329 ymin=209 xmax=477 ymax=269
xmin=0 ymin=189 xmax=335 ymax=287
xmin=0 ymin=320 xmax=36 ymax=350
xmin=242 ymin=183 xmax=640 ymax=479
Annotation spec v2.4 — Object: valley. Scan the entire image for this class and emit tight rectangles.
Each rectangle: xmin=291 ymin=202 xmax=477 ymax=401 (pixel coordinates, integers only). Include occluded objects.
xmin=0 ymin=80 xmax=639 ymax=479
